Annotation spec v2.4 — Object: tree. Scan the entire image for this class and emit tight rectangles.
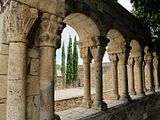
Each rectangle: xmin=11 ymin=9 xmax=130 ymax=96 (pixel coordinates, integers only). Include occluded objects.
xmin=72 ymin=36 xmax=79 ymax=84
xmin=66 ymin=35 xmax=73 ymax=84
xmin=61 ymin=42 xmax=66 ymax=87
xmin=131 ymin=0 xmax=160 ymax=51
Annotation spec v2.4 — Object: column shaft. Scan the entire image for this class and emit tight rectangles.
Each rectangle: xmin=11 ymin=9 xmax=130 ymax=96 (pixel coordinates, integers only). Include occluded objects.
xmin=82 ymin=60 xmax=92 ymax=108
xmin=94 ymin=61 xmax=107 ymax=110
xmin=7 ymin=42 xmax=27 ymax=120
xmin=134 ymin=63 xmax=145 ymax=96
xmin=127 ymin=64 xmax=136 ymax=95
xmin=110 ymin=61 xmax=119 ymax=99
xmin=39 ymin=47 xmax=55 ymax=120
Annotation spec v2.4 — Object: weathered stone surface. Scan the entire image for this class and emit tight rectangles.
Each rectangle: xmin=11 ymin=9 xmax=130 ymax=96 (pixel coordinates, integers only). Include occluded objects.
xmin=26 ymin=95 xmax=40 ymax=120
xmin=0 ymin=75 xmax=7 ymax=99
xmin=0 ymin=54 xmax=8 ymax=74
xmin=0 ymin=44 xmax=9 ymax=55
xmin=28 ymin=48 xmax=39 ymax=58
xmin=0 ymin=103 xmax=6 ymax=120
xmin=7 ymin=43 xmax=27 ymax=80
xmin=29 ymin=59 xmax=39 ymax=76
xmin=27 ymin=75 xmax=39 ymax=96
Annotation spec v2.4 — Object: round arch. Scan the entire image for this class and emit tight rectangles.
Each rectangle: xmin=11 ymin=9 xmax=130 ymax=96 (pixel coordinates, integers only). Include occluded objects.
xmin=63 ymin=13 xmax=100 ymax=47
xmin=107 ymin=29 xmax=126 ymax=54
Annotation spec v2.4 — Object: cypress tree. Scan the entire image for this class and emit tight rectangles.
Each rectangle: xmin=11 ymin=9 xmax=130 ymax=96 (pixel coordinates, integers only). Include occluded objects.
xmin=72 ymin=36 xmax=78 ymax=83
xmin=61 ymin=42 xmax=66 ymax=87
xmin=66 ymin=35 xmax=73 ymax=84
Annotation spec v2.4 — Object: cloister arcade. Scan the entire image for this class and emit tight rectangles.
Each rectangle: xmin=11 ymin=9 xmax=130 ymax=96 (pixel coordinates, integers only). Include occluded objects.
xmin=0 ymin=0 xmax=159 ymax=120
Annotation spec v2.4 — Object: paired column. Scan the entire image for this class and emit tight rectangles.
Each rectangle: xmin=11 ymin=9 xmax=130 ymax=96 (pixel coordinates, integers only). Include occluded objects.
xmin=153 ymin=52 xmax=160 ymax=91
xmin=134 ymin=57 xmax=145 ymax=96
xmin=127 ymin=57 xmax=136 ymax=95
xmin=117 ymin=52 xmax=131 ymax=101
xmin=81 ymin=47 xmax=92 ymax=108
xmin=90 ymin=46 xmax=107 ymax=110
xmin=109 ymin=54 xmax=119 ymax=100
xmin=6 ymin=1 xmax=38 ymax=120
xmin=39 ymin=13 xmax=62 ymax=120
xmin=144 ymin=46 xmax=154 ymax=93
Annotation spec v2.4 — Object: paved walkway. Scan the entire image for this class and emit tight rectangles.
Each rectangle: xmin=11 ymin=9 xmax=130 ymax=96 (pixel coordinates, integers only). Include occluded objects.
xmin=55 ymin=87 xmax=95 ymax=101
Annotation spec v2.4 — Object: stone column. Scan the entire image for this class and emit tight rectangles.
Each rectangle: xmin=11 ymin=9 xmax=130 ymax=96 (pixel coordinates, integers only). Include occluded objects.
xmin=127 ymin=57 xmax=136 ymax=95
xmin=109 ymin=54 xmax=119 ymax=99
xmin=81 ymin=47 xmax=92 ymax=108
xmin=144 ymin=46 xmax=154 ymax=93
xmin=39 ymin=13 xmax=62 ymax=120
xmin=134 ymin=56 xmax=145 ymax=96
xmin=153 ymin=52 xmax=160 ymax=91
xmin=6 ymin=1 xmax=38 ymax=120
xmin=117 ymin=52 xmax=131 ymax=101
xmin=90 ymin=46 xmax=107 ymax=110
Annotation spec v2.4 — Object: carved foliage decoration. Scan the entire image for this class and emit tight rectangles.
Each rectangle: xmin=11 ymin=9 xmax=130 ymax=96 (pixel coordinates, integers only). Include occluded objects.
xmin=80 ymin=47 xmax=92 ymax=62
xmin=144 ymin=46 xmax=152 ymax=65
xmin=39 ymin=13 xmax=64 ymax=48
xmin=90 ymin=46 xmax=106 ymax=62
xmin=6 ymin=1 xmax=38 ymax=42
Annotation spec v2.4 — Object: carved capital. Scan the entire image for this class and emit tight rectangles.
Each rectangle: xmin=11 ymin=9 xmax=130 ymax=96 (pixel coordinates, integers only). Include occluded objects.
xmin=80 ymin=47 xmax=92 ymax=63
xmin=90 ymin=46 xmax=106 ymax=62
xmin=127 ymin=57 xmax=134 ymax=67
xmin=153 ymin=52 xmax=159 ymax=68
xmin=144 ymin=46 xmax=152 ymax=65
xmin=117 ymin=52 xmax=126 ymax=65
xmin=109 ymin=54 xmax=117 ymax=64
xmin=39 ymin=13 xmax=64 ymax=48
xmin=134 ymin=56 xmax=142 ymax=66
xmin=6 ymin=1 xmax=38 ymax=42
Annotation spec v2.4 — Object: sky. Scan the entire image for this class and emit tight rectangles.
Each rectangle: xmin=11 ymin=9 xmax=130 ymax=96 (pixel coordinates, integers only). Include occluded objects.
xmin=56 ymin=0 xmax=132 ymax=65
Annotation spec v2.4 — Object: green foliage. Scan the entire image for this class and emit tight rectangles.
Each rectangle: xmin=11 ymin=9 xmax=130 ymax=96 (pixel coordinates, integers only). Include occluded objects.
xmin=61 ymin=42 xmax=66 ymax=84
xmin=66 ymin=35 xmax=73 ymax=84
xmin=131 ymin=0 xmax=160 ymax=49
xmin=72 ymin=36 xmax=79 ymax=82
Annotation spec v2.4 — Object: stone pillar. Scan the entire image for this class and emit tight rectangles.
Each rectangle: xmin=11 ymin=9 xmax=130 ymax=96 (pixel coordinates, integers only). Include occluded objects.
xmin=90 ymin=46 xmax=107 ymax=110
xmin=127 ymin=57 xmax=136 ymax=95
xmin=153 ymin=52 xmax=160 ymax=91
xmin=117 ymin=52 xmax=131 ymax=101
xmin=39 ymin=13 xmax=62 ymax=120
xmin=109 ymin=54 xmax=119 ymax=99
xmin=6 ymin=1 xmax=38 ymax=120
xmin=134 ymin=57 xmax=145 ymax=96
xmin=81 ymin=47 xmax=92 ymax=108
xmin=144 ymin=46 xmax=154 ymax=93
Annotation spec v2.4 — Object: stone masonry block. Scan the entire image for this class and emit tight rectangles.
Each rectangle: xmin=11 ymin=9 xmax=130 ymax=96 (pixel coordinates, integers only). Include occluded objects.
xmin=0 ymin=75 xmax=7 ymax=99
xmin=29 ymin=58 xmax=39 ymax=76
xmin=0 ymin=103 xmax=6 ymax=120
xmin=0 ymin=54 xmax=8 ymax=74
xmin=27 ymin=95 xmax=40 ymax=120
xmin=27 ymin=75 xmax=39 ymax=96
xmin=28 ymin=48 xmax=39 ymax=58
xmin=0 ymin=44 xmax=9 ymax=55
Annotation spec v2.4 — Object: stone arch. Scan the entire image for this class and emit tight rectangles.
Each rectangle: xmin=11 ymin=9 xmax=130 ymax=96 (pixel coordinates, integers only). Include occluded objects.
xmin=63 ymin=13 xmax=100 ymax=47
xmin=129 ymin=40 xmax=142 ymax=54
xmin=107 ymin=29 xmax=126 ymax=54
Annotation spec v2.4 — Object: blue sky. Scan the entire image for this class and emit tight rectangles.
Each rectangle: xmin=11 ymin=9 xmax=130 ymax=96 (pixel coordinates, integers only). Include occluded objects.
xmin=56 ymin=0 xmax=132 ymax=65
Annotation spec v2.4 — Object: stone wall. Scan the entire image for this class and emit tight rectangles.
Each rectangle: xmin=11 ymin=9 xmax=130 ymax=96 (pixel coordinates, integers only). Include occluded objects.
xmin=58 ymin=93 xmax=160 ymax=120
xmin=0 ymin=12 xmax=8 ymax=120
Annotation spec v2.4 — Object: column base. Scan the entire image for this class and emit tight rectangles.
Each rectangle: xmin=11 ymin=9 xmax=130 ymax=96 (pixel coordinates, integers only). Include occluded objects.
xmin=109 ymin=93 xmax=119 ymax=100
xmin=136 ymin=90 xmax=145 ymax=97
xmin=94 ymin=100 xmax=108 ymax=111
xmin=147 ymin=89 xmax=155 ymax=95
xmin=54 ymin=114 xmax=61 ymax=120
xmin=155 ymin=86 xmax=160 ymax=92
xmin=81 ymin=99 xmax=93 ymax=108
xmin=129 ymin=90 xmax=136 ymax=95
xmin=119 ymin=94 xmax=131 ymax=101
